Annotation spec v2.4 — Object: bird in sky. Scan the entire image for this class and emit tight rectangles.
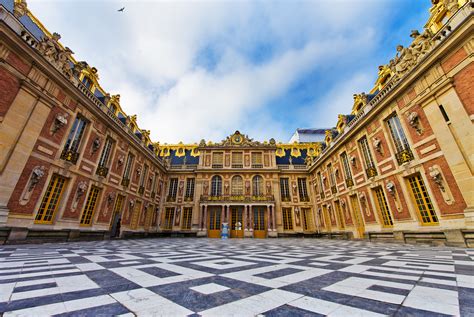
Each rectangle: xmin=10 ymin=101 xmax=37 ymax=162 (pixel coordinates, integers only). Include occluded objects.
xmin=118 ymin=7 xmax=125 ymax=12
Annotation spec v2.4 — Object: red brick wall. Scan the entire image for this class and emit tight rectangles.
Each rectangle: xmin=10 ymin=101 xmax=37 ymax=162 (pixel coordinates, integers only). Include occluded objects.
xmin=441 ymin=47 xmax=467 ymax=73
xmin=61 ymin=177 xmax=89 ymax=220
xmin=0 ymin=68 xmax=20 ymax=118
xmin=453 ymin=62 xmax=474 ymax=115
xmin=6 ymin=51 xmax=31 ymax=76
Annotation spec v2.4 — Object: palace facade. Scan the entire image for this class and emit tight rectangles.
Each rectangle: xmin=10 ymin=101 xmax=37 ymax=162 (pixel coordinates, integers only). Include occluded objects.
xmin=0 ymin=0 xmax=472 ymax=246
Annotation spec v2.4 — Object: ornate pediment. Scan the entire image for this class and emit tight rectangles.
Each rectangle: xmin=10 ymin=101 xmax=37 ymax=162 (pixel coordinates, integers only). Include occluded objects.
xmin=211 ymin=131 xmax=276 ymax=147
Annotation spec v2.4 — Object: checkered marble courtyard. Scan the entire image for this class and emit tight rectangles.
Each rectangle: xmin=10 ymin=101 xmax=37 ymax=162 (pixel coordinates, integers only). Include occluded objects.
xmin=0 ymin=239 xmax=473 ymax=316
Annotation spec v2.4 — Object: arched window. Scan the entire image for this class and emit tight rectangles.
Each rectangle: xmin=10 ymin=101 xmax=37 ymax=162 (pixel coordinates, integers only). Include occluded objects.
xmin=211 ymin=175 xmax=222 ymax=196
xmin=231 ymin=176 xmax=243 ymax=196
xmin=252 ymin=175 xmax=263 ymax=196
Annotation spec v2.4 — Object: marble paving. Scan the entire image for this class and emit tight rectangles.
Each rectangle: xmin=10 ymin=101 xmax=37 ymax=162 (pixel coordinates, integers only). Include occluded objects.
xmin=0 ymin=238 xmax=473 ymax=316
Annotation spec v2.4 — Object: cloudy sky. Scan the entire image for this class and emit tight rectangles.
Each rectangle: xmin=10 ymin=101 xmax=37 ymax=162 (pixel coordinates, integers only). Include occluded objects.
xmin=28 ymin=0 xmax=430 ymax=144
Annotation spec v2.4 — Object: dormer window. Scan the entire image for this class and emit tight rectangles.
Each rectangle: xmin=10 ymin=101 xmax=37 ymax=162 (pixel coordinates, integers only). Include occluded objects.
xmin=82 ymin=76 xmax=92 ymax=89
xmin=109 ymin=104 xmax=117 ymax=116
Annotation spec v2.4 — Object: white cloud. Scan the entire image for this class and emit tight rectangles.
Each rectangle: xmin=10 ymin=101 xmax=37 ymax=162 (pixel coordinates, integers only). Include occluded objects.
xmin=27 ymin=0 xmax=410 ymax=143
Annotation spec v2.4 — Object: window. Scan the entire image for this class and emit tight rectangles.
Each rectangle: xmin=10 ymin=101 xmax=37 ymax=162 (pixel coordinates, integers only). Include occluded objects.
xmin=282 ymin=208 xmax=293 ymax=230
xmin=231 ymin=175 xmax=243 ymax=196
xmin=109 ymin=104 xmax=117 ymax=115
xmin=139 ymin=165 xmax=148 ymax=194
xmin=373 ymin=187 xmax=394 ymax=227
xmin=252 ymin=175 xmax=263 ymax=196
xmin=439 ymin=105 xmax=450 ymax=122
xmin=211 ymin=175 xmax=222 ymax=196
xmin=80 ymin=185 xmax=100 ymax=226
xmin=341 ymin=152 xmax=353 ymax=187
xmin=334 ymin=201 xmax=345 ymax=229
xmin=151 ymin=172 xmax=158 ymax=197
xmin=251 ymin=152 xmax=263 ymax=168
xmin=232 ymin=152 xmax=243 ymax=168
xmin=302 ymin=208 xmax=314 ymax=231
xmin=317 ymin=172 xmax=325 ymax=199
xmin=97 ymin=137 xmax=114 ymax=176
xmin=386 ymin=114 xmax=414 ymax=165
xmin=358 ymin=137 xmax=377 ymax=178
xmin=163 ymin=207 xmax=174 ymax=230
xmin=298 ymin=178 xmax=309 ymax=201
xmin=407 ymin=174 xmax=438 ymax=225
xmin=185 ymin=178 xmax=195 ymax=200
xmin=280 ymin=178 xmax=290 ymax=201
xmin=61 ymin=115 xmax=87 ymax=164
xmin=212 ymin=152 xmax=223 ymax=168
xmin=122 ymin=153 xmax=134 ymax=186
xmin=82 ymin=76 xmax=92 ymax=89
xmin=167 ymin=178 xmax=178 ymax=201
xmin=182 ymin=207 xmax=193 ymax=230
xmin=328 ymin=164 xmax=337 ymax=194
xmin=35 ymin=174 xmax=67 ymax=224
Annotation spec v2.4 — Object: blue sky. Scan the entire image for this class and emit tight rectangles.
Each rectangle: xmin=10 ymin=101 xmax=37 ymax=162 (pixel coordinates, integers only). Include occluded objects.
xmin=28 ymin=0 xmax=431 ymax=144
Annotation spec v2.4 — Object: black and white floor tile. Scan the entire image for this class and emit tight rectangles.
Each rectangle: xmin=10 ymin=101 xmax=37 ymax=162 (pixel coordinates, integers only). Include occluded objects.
xmin=0 ymin=238 xmax=473 ymax=316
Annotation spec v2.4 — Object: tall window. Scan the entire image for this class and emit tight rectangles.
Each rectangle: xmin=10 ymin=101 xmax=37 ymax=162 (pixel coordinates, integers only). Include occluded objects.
xmin=373 ymin=187 xmax=393 ymax=227
xmin=334 ymin=201 xmax=345 ymax=229
xmin=80 ymin=185 xmax=100 ymax=226
xmin=328 ymin=164 xmax=337 ymax=194
xmin=232 ymin=152 xmax=243 ymax=168
xmin=61 ymin=115 xmax=87 ymax=164
xmin=252 ymin=175 xmax=263 ymax=196
xmin=407 ymin=174 xmax=438 ymax=225
xmin=151 ymin=172 xmax=158 ymax=196
xmin=280 ymin=178 xmax=290 ymax=201
xmin=231 ymin=175 xmax=243 ymax=195
xmin=341 ymin=152 xmax=353 ymax=187
xmin=97 ymin=137 xmax=114 ymax=172
xmin=282 ymin=208 xmax=293 ymax=230
xmin=386 ymin=114 xmax=414 ymax=165
xmin=182 ymin=207 xmax=193 ymax=230
xmin=139 ymin=165 xmax=148 ymax=194
xmin=302 ymin=208 xmax=314 ymax=231
xmin=130 ymin=201 xmax=142 ymax=229
xmin=358 ymin=137 xmax=377 ymax=178
xmin=167 ymin=178 xmax=178 ymax=201
xmin=212 ymin=152 xmax=223 ymax=168
xmin=185 ymin=178 xmax=195 ymax=200
xmin=163 ymin=207 xmax=174 ymax=230
xmin=298 ymin=178 xmax=309 ymax=201
xmin=317 ymin=172 xmax=325 ymax=199
xmin=211 ymin=175 xmax=222 ymax=196
xmin=122 ymin=153 xmax=134 ymax=181
xmin=35 ymin=174 xmax=67 ymax=224
xmin=251 ymin=152 xmax=263 ymax=168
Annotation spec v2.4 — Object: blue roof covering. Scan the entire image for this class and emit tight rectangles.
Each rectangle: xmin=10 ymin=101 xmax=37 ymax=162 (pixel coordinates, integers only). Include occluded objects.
xmin=0 ymin=0 xmax=13 ymax=12
xmin=276 ymin=149 xmax=307 ymax=165
xmin=170 ymin=150 xmax=199 ymax=165
xmin=346 ymin=114 xmax=356 ymax=123
xmin=19 ymin=14 xmax=44 ymax=40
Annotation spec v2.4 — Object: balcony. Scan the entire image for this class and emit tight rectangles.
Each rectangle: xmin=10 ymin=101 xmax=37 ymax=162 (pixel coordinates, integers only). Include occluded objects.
xmin=281 ymin=196 xmax=291 ymax=202
xmin=395 ymin=148 xmax=414 ymax=165
xmin=212 ymin=164 xmax=223 ymax=169
xmin=60 ymin=149 xmax=79 ymax=164
xmin=166 ymin=196 xmax=176 ymax=202
xmin=331 ymin=186 xmax=337 ymax=194
xmin=184 ymin=196 xmax=194 ymax=202
xmin=151 ymin=191 xmax=156 ymax=198
xmin=121 ymin=178 xmax=130 ymax=187
xmin=96 ymin=166 xmax=109 ymax=177
xmin=232 ymin=164 xmax=243 ymax=168
xmin=319 ymin=191 xmax=325 ymax=199
xmin=251 ymin=164 xmax=263 ymax=168
xmin=366 ymin=166 xmax=377 ymax=178
xmin=345 ymin=178 xmax=354 ymax=187
xmin=300 ymin=196 xmax=310 ymax=202
xmin=200 ymin=195 xmax=275 ymax=203
xmin=138 ymin=186 xmax=144 ymax=195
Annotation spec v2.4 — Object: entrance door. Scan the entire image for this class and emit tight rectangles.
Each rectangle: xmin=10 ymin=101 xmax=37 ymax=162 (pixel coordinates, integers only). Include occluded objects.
xmin=253 ymin=207 xmax=266 ymax=238
xmin=230 ymin=206 xmax=244 ymax=238
xmin=350 ymin=195 xmax=365 ymax=238
xmin=110 ymin=195 xmax=124 ymax=237
xmin=208 ymin=206 xmax=221 ymax=238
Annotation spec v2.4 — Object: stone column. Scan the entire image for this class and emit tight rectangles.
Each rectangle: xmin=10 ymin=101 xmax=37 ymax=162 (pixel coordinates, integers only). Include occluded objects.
xmin=203 ymin=205 xmax=208 ymax=230
xmin=272 ymin=204 xmax=276 ymax=230
xmin=243 ymin=205 xmax=248 ymax=231
xmin=221 ymin=205 xmax=225 ymax=227
xmin=267 ymin=205 xmax=271 ymax=232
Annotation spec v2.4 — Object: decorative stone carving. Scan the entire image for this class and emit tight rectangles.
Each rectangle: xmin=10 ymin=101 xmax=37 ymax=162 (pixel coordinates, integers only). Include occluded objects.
xmin=292 ymin=182 xmax=297 ymax=195
xmin=372 ymin=138 xmax=382 ymax=154
xmin=28 ymin=166 xmax=45 ymax=191
xmin=36 ymin=32 xmax=75 ymax=80
xmin=350 ymin=155 xmax=356 ymax=166
xmin=129 ymin=199 xmax=135 ymax=208
xmin=203 ymin=181 xmax=209 ymax=194
xmin=266 ymin=182 xmax=271 ymax=195
xmin=92 ymin=138 xmax=101 ymax=153
xmin=429 ymin=166 xmax=444 ymax=191
xmin=107 ymin=192 xmax=115 ymax=205
xmin=305 ymin=156 xmax=312 ymax=166
xmin=407 ymin=111 xmax=423 ymax=135
xmin=52 ymin=113 xmax=68 ymax=134
xmin=13 ymin=0 xmax=28 ymax=18
xmin=136 ymin=167 xmax=142 ymax=177
xmin=117 ymin=155 xmax=124 ymax=166
xmin=386 ymin=180 xmax=396 ymax=197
